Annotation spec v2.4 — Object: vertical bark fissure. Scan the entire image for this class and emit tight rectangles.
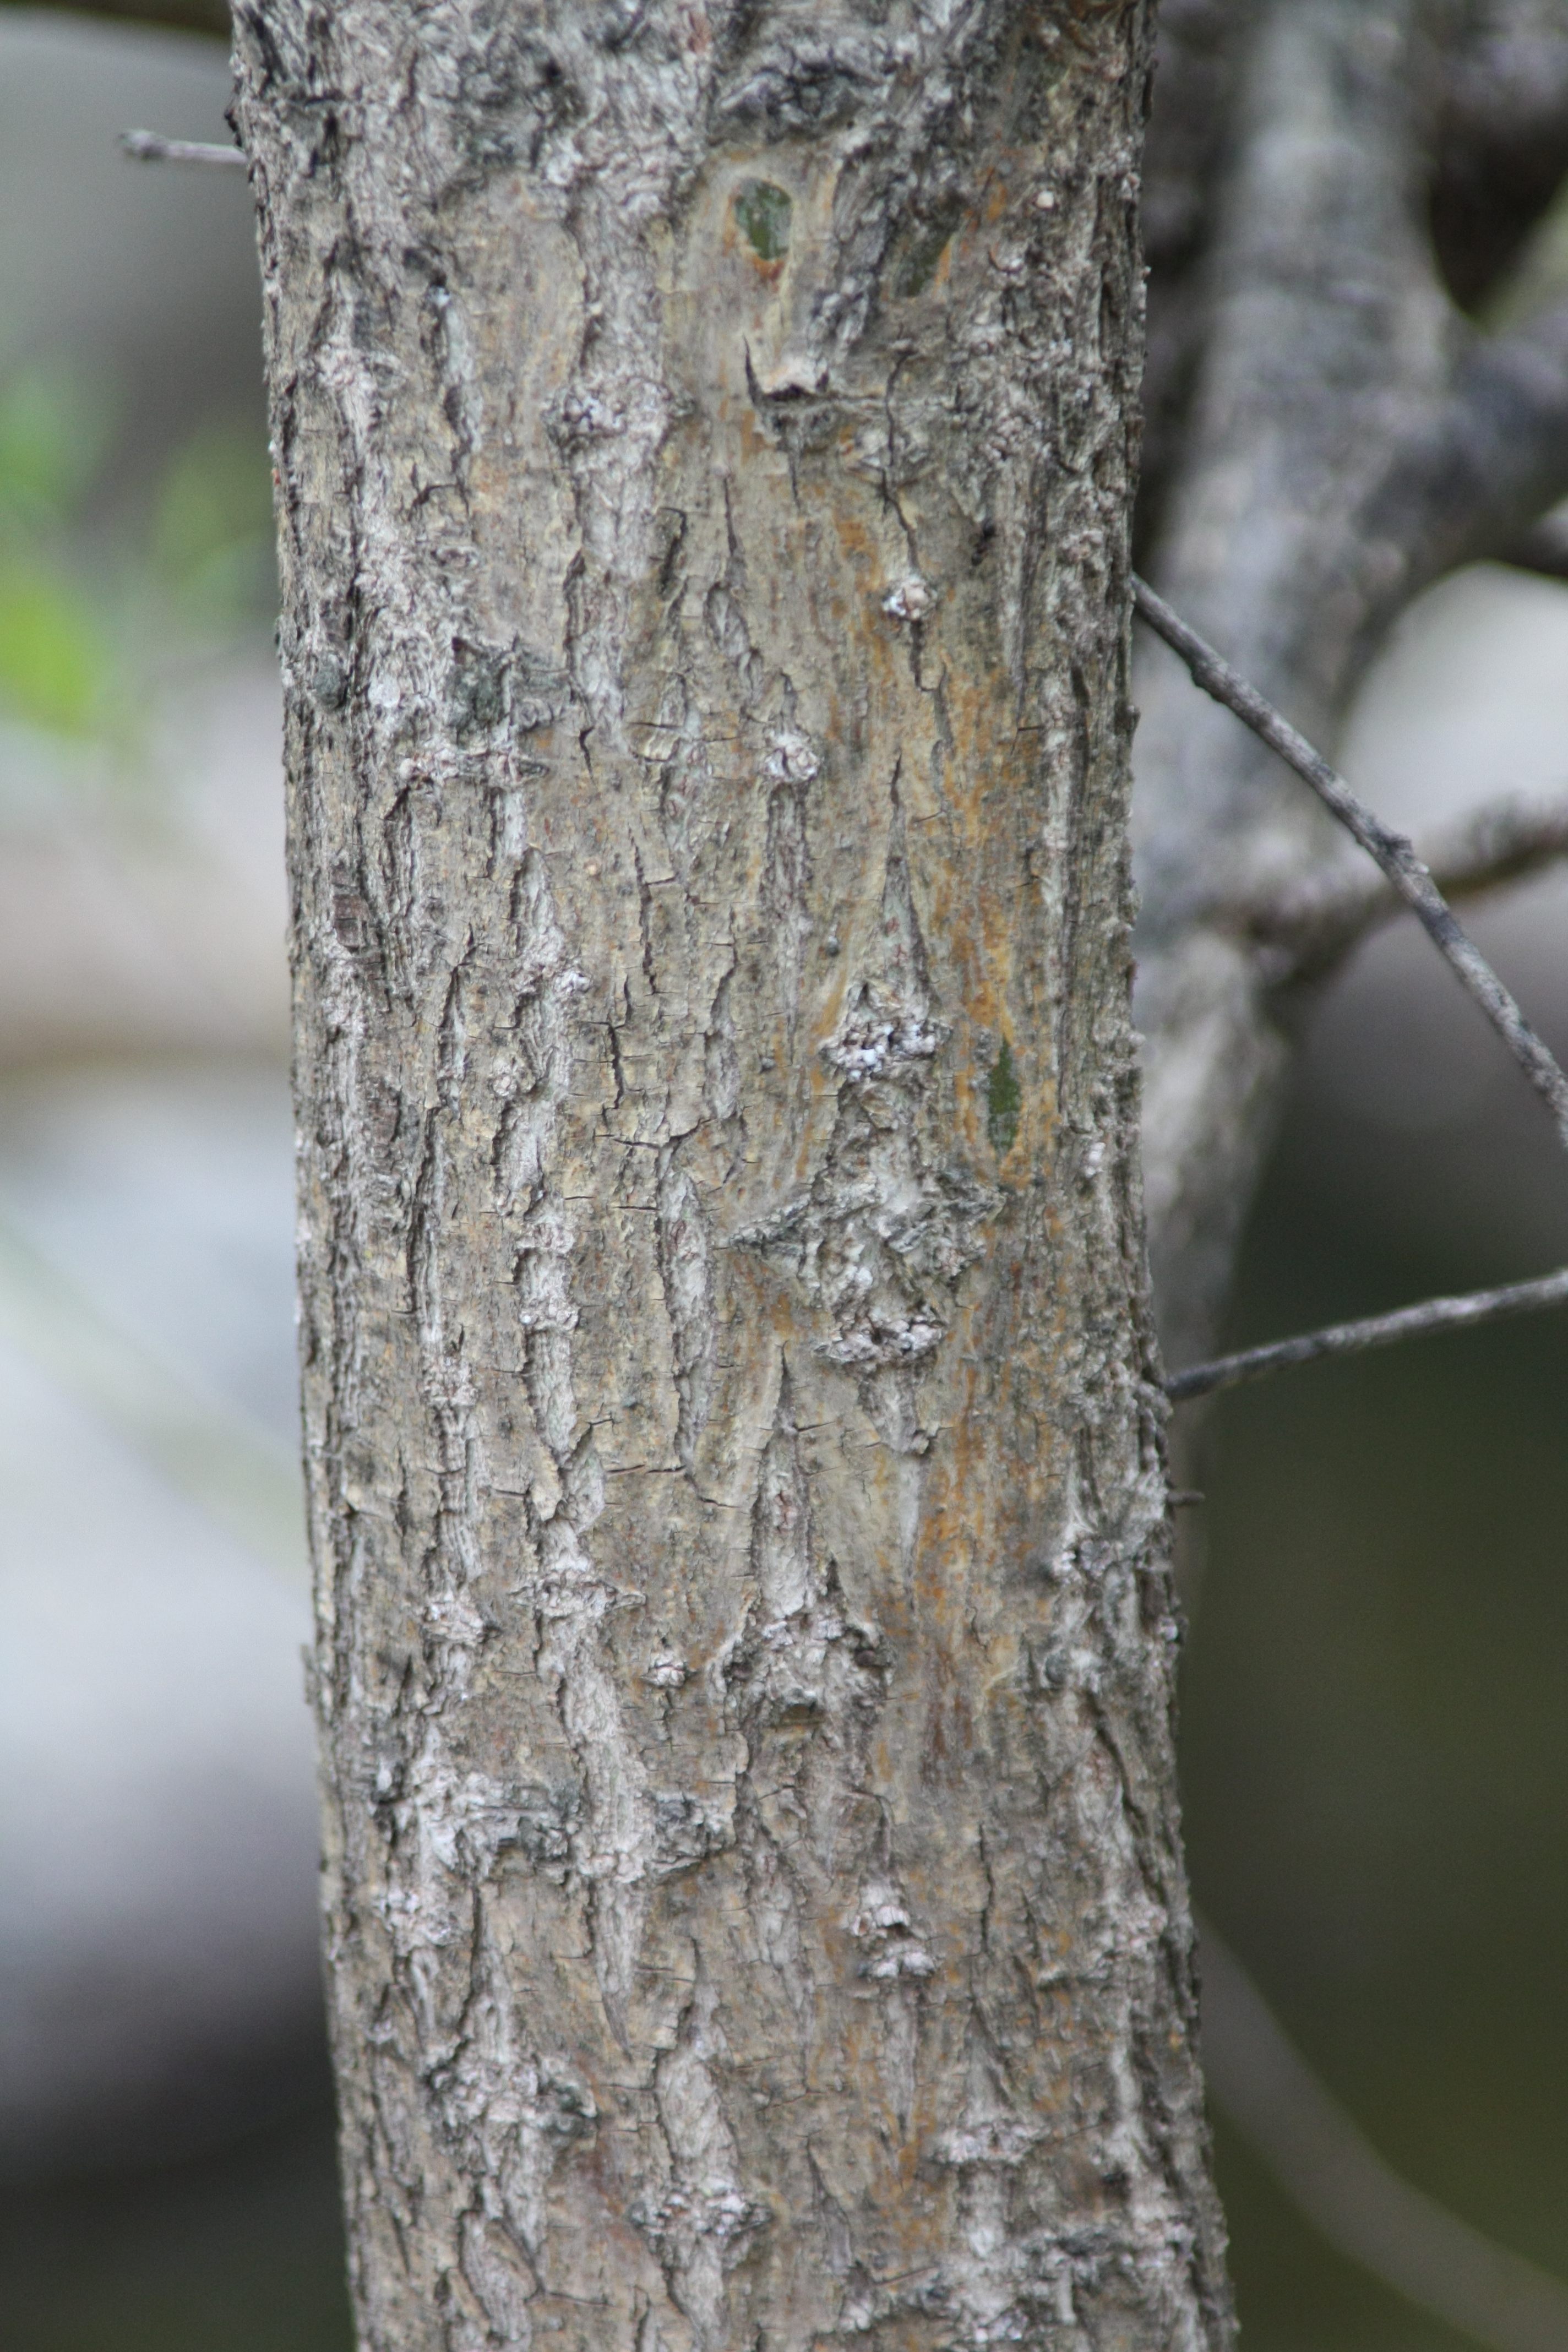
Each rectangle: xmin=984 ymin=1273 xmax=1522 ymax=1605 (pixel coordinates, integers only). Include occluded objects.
xmin=237 ymin=5 xmax=1231 ymax=2345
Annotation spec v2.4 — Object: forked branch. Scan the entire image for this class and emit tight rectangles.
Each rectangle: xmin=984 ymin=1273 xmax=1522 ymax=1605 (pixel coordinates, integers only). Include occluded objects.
xmin=1137 ymin=579 xmax=1568 ymax=1405
xmin=1251 ymin=792 xmax=1568 ymax=983
xmin=1133 ymin=576 xmax=1568 ymax=1153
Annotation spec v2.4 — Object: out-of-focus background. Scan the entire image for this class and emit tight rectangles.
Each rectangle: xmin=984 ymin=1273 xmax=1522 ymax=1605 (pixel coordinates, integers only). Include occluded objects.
xmin=1178 ymin=565 xmax=1568 ymax=2349
xmin=0 ymin=9 xmax=345 ymax=2345
xmin=1 ymin=11 xmax=1566 ymax=2351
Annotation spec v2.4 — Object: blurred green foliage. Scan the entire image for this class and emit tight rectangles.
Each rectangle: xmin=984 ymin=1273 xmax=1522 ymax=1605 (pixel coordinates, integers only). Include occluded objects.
xmin=0 ymin=364 xmax=115 ymax=734
xmin=0 ymin=567 xmax=108 ymax=733
xmin=0 ymin=365 xmax=112 ymax=531
xmin=151 ymin=420 xmax=274 ymax=613
xmin=0 ymin=355 xmax=274 ymax=749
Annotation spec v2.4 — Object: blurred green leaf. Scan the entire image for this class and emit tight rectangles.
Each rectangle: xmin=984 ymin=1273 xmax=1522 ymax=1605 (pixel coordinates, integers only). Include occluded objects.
xmin=0 ymin=366 xmax=112 ymax=530
xmin=0 ymin=563 xmax=110 ymax=733
xmin=153 ymin=423 xmax=274 ymax=614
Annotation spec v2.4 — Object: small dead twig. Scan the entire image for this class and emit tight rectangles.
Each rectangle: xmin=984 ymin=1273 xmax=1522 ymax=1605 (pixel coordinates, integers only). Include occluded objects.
xmin=1167 ymin=1267 xmax=1568 ymax=1402
xmin=1133 ymin=576 xmax=1568 ymax=1153
xmin=121 ymin=129 xmax=247 ymax=169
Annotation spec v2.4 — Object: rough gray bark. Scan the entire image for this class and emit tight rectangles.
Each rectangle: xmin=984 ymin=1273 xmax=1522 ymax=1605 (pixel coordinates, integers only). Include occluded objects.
xmin=234 ymin=5 xmax=1232 ymax=2349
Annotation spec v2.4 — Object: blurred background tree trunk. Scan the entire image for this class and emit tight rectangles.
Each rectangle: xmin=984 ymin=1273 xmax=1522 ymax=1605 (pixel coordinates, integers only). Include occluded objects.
xmin=1135 ymin=0 xmax=1568 ymax=1373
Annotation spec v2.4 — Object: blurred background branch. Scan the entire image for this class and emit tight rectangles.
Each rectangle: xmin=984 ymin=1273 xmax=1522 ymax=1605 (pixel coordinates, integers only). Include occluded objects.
xmin=1199 ymin=1920 xmax=1568 ymax=2352
xmin=1251 ymin=791 xmax=1568 ymax=983
xmin=1134 ymin=576 xmax=1568 ymax=1149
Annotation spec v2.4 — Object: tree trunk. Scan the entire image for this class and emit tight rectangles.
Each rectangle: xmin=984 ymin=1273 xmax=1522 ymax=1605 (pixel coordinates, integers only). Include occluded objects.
xmin=235 ymin=5 xmax=1232 ymax=2345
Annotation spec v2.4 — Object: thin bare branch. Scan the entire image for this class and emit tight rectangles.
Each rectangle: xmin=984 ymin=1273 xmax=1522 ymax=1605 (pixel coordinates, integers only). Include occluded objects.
xmin=1166 ymin=1266 xmax=1568 ymax=1403
xmin=1251 ymin=790 xmax=1568 ymax=982
xmin=1199 ymin=1916 xmax=1568 ymax=2352
xmin=120 ymin=129 xmax=247 ymax=169
xmin=1133 ymin=575 xmax=1568 ymax=1152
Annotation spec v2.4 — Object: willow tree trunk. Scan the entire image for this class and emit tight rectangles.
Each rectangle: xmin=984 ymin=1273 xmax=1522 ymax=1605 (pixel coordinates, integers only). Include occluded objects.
xmin=235 ymin=5 xmax=1231 ymax=2346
